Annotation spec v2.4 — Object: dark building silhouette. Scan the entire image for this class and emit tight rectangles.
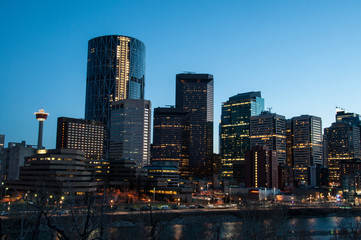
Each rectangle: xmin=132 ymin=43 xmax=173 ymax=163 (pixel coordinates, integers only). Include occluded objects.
xmin=85 ymin=35 xmax=145 ymax=158
xmin=152 ymin=107 xmax=190 ymax=178
xmin=0 ymin=135 xmax=4 ymax=179
xmin=286 ymin=119 xmax=293 ymax=167
xmin=325 ymin=122 xmax=361 ymax=187
xmin=1 ymin=141 xmax=36 ymax=181
xmin=175 ymin=73 xmax=214 ymax=178
xmin=245 ymin=146 xmax=278 ymax=188
xmin=108 ymin=158 xmax=147 ymax=191
xmin=56 ymin=117 xmax=105 ymax=160
xmin=0 ymin=135 xmax=5 ymax=151
xmin=309 ymin=164 xmax=328 ymax=187
xmin=6 ymin=149 xmax=98 ymax=195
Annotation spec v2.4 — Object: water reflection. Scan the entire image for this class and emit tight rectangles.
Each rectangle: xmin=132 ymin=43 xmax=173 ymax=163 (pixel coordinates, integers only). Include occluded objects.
xmin=161 ymin=216 xmax=357 ymax=239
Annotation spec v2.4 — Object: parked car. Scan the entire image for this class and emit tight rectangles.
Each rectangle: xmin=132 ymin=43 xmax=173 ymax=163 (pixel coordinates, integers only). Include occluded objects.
xmin=161 ymin=205 xmax=171 ymax=210
xmin=140 ymin=206 xmax=151 ymax=211
xmin=189 ymin=205 xmax=196 ymax=209
xmin=197 ymin=204 xmax=205 ymax=208
xmin=178 ymin=205 xmax=188 ymax=209
xmin=0 ymin=211 xmax=9 ymax=216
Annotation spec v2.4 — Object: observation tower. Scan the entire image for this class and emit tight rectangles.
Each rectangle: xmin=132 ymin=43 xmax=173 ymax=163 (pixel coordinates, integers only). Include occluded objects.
xmin=34 ymin=109 xmax=49 ymax=149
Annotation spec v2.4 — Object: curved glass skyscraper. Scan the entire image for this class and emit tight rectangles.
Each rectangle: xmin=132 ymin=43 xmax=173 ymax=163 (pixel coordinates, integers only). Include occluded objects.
xmin=85 ymin=35 xmax=145 ymax=157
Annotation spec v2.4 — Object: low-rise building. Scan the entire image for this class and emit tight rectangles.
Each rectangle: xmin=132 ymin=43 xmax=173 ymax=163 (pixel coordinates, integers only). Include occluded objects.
xmin=6 ymin=149 xmax=98 ymax=195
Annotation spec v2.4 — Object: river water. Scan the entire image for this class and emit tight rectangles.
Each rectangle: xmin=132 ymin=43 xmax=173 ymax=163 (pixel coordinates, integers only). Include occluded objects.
xmin=152 ymin=216 xmax=361 ymax=239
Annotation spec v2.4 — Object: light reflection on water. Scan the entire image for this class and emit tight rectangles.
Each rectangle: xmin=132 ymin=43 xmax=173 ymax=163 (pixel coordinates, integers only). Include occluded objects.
xmin=160 ymin=216 xmax=357 ymax=240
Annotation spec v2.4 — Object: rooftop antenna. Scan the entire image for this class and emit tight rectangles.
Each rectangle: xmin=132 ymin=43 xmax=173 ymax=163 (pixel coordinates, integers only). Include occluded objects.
xmin=336 ymin=106 xmax=345 ymax=112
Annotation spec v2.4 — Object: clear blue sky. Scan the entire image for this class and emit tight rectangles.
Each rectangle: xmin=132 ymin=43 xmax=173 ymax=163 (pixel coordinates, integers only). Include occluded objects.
xmin=1 ymin=0 xmax=361 ymax=152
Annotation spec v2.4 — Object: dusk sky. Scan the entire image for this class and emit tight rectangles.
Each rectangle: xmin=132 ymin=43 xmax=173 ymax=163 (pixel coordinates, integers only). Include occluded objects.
xmin=1 ymin=0 xmax=361 ymax=152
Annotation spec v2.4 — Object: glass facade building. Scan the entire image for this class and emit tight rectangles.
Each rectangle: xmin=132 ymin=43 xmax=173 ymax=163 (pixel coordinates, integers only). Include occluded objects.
xmin=85 ymin=35 xmax=145 ymax=158
xmin=109 ymin=99 xmax=151 ymax=168
xmin=176 ymin=73 xmax=214 ymax=178
xmin=220 ymin=91 xmax=264 ymax=182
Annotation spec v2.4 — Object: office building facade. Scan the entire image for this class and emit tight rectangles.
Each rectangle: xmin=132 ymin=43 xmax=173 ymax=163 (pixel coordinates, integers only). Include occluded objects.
xmin=152 ymin=107 xmax=190 ymax=178
xmin=6 ymin=149 xmax=98 ymax=195
xmin=0 ymin=135 xmax=4 ymax=151
xmin=175 ymin=73 xmax=214 ymax=178
xmin=85 ymin=35 xmax=145 ymax=157
xmin=56 ymin=117 xmax=105 ymax=160
xmin=325 ymin=122 xmax=361 ymax=187
xmin=220 ymin=91 xmax=264 ymax=182
xmin=291 ymin=115 xmax=323 ymax=186
xmin=245 ymin=146 xmax=278 ymax=188
xmin=109 ymin=99 xmax=151 ymax=167
xmin=1 ymin=141 xmax=36 ymax=181
xmin=144 ymin=161 xmax=179 ymax=188
xmin=250 ymin=111 xmax=286 ymax=165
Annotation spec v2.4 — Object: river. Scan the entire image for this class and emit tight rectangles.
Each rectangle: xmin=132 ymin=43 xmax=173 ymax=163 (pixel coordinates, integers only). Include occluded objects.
xmin=116 ymin=215 xmax=361 ymax=239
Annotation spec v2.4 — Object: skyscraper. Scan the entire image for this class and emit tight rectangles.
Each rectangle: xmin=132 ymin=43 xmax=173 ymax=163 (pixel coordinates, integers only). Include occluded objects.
xmin=250 ymin=111 xmax=286 ymax=164
xmin=0 ymin=135 xmax=4 ymax=151
xmin=325 ymin=110 xmax=361 ymax=187
xmin=109 ymin=99 xmax=151 ymax=168
xmin=85 ymin=35 xmax=145 ymax=157
xmin=291 ymin=115 xmax=323 ymax=186
xmin=220 ymin=91 xmax=264 ymax=182
xmin=152 ymin=107 xmax=190 ymax=178
xmin=176 ymin=73 xmax=214 ymax=178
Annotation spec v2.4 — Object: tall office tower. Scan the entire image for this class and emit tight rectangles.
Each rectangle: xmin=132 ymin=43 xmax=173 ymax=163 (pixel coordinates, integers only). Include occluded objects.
xmin=109 ymin=99 xmax=151 ymax=167
xmin=291 ymin=115 xmax=323 ymax=186
xmin=176 ymin=73 xmax=214 ymax=178
xmin=152 ymin=107 xmax=190 ymax=178
xmin=325 ymin=120 xmax=361 ymax=187
xmin=1 ymin=141 xmax=36 ymax=181
xmin=85 ymin=35 xmax=145 ymax=158
xmin=245 ymin=146 xmax=278 ymax=188
xmin=336 ymin=109 xmax=361 ymax=126
xmin=56 ymin=117 xmax=105 ymax=160
xmin=0 ymin=135 xmax=4 ymax=177
xmin=220 ymin=91 xmax=264 ymax=182
xmin=286 ymin=119 xmax=293 ymax=166
xmin=335 ymin=109 xmax=361 ymax=148
xmin=250 ymin=111 xmax=286 ymax=165
xmin=0 ymin=135 xmax=4 ymax=151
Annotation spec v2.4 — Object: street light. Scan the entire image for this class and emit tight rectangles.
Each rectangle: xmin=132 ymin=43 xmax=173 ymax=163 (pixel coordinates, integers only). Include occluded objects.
xmin=153 ymin=187 xmax=156 ymax=202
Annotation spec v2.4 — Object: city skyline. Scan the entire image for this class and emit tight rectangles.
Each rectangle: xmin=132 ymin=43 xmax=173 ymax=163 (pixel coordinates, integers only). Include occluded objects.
xmin=1 ymin=1 xmax=361 ymax=152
